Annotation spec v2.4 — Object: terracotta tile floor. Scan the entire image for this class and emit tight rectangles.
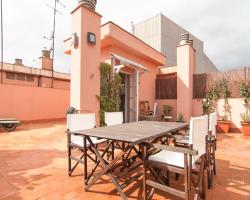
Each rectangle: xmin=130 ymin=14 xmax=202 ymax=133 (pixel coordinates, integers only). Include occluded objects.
xmin=1 ymin=120 xmax=250 ymax=200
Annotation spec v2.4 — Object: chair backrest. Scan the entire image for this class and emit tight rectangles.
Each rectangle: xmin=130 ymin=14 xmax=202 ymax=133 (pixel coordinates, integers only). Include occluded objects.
xmin=209 ymin=112 xmax=217 ymax=137
xmin=153 ymin=103 xmax=157 ymax=115
xmin=67 ymin=113 xmax=96 ymax=131
xmin=105 ymin=112 xmax=123 ymax=126
xmin=189 ymin=115 xmax=208 ymax=162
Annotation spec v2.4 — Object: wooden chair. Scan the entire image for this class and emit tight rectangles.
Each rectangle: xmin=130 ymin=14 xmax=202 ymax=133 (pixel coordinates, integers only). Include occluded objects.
xmin=207 ymin=112 xmax=217 ymax=188
xmin=144 ymin=102 xmax=157 ymax=121
xmin=104 ymin=112 xmax=123 ymax=126
xmin=173 ymin=113 xmax=217 ymax=189
xmin=66 ymin=113 xmax=106 ymax=176
xmin=143 ymin=115 xmax=208 ymax=200
xmin=139 ymin=101 xmax=150 ymax=120
xmin=104 ymin=112 xmax=125 ymax=160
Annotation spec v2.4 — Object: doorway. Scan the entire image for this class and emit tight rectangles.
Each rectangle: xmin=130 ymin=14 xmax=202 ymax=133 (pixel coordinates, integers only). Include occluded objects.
xmin=120 ymin=71 xmax=139 ymax=123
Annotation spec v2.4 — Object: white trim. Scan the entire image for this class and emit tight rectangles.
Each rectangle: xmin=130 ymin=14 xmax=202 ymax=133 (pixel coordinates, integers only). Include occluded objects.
xmin=136 ymin=70 xmax=139 ymax=122
xmin=112 ymin=54 xmax=150 ymax=72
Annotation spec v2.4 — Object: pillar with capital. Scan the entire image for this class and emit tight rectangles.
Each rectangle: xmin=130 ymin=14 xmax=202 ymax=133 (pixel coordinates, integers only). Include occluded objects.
xmin=176 ymin=33 xmax=196 ymax=122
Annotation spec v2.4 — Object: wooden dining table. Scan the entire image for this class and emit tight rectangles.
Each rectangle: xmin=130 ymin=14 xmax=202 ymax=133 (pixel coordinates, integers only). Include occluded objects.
xmin=69 ymin=121 xmax=188 ymax=200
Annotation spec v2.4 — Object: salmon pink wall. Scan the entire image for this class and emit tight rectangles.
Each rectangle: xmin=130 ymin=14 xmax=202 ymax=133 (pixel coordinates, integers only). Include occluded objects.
xmin=192 ymin=98 xmax=247 ymax=130
xmin=177 ymin=44 xmax=195 ymax=122
xmin=216 ymin=98 xmax=248 ymax=130
xmin=0 ymin=84 xmax=69 ymax=121
xmin=192 ymin=99 xmax=203 ymax=117
xmin=101 ymin=46 xmax=159 ymax=108
xmin=70 ymin=5 xmax=101 ymax=126
xmin=156 ymin=99 xmax=177 ymax=121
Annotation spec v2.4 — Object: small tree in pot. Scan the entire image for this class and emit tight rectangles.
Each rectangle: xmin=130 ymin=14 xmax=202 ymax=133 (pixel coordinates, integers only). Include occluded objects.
xmin=217 ymin=78 xmax=231 ymax=133
xmin=202 ymin=83 xmax=219 ymax=115
xmin=161 ymin=105 xmax=173 ymax=120
xmin=240 ymin=82 xmax=250 ymax=136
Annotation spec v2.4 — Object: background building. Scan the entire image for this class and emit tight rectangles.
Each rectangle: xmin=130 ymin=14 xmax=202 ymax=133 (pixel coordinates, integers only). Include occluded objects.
xmin=133 ymin=13 xmax=218 ymax=74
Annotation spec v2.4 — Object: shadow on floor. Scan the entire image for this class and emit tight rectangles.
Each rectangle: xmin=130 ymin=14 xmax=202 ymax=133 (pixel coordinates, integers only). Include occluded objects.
xmin=0 ymin=149 xmax=66 ymax=200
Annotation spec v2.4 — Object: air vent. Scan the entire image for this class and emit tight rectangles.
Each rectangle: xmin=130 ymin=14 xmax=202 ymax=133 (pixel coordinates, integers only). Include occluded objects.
xmin=78 ymin=0 xmax=97 ymax=10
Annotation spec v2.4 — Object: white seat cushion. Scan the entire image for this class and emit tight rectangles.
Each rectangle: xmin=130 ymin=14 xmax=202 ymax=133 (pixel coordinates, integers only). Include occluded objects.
xmin=149 ymin=150 xmax=185 ymax=168
xmin=149 ymin=150 xmax=195 ymax=168
xmin=71 ymin=135 xmax=106 ymax=147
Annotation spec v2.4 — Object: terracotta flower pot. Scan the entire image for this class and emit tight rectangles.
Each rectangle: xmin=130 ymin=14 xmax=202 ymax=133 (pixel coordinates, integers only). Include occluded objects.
xmin=217 ymin=120 xmax=230 ymax=133
xmin=241 ymin=122 xmax=250 ymax=136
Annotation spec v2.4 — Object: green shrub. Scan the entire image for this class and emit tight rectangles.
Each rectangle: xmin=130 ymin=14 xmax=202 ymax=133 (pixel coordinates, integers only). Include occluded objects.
xmin=240 ymin=82 xmax=250 ymax=122
xmin=97 ymin=62 xmax=124 ymax=126
xmin=219 ymin=78 xmax=230 ymax=121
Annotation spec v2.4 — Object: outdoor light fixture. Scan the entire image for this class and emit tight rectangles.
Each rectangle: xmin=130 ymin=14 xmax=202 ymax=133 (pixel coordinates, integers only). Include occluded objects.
xmin=87 ymin=32 xmax=96 ymax=45
xmin=72 ymin=33 xmax=79 ymax=48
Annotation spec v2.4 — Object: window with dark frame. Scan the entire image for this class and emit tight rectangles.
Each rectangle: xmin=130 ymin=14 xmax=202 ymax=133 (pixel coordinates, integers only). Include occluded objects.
xmin=26 ymin=74 xmax=35 ymax=82
xmin=16 ymin=73 xmax=25 ymax=81
xmin=6 ymin=72 xmax=15 ymax=80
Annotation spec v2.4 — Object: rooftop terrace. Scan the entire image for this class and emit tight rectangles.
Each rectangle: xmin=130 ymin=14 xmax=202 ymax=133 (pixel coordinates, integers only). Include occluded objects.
xmin=0 ymin=120 xmax=250 ymax=200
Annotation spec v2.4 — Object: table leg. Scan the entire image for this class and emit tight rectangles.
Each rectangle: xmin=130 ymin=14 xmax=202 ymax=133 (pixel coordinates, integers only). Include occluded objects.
xmin=85 ymin=136 xmax=131 ymax=200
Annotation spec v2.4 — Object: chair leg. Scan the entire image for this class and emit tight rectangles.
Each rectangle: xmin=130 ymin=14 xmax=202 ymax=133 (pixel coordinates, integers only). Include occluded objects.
xmin=201 ymin=169 xmax=206 ymax=199
xmin=68 ymin=146 xmax=72 ymax=176
xmin=112 ymin=141 xmax=115 ymax=160
xmin=84 ymin=137 xmax=87 ymax=185
xmin=142 ymin=145 xmax=147 ymax=200
xmin=199 ymin=158 xmax=206 ymax=199
xmin=122 ymin=142 xmax=125 ymax=161
xmin=67 ymin=133 xmax=72 ymax=176
xmin=213 ymin=143 xmax=216 ymax=175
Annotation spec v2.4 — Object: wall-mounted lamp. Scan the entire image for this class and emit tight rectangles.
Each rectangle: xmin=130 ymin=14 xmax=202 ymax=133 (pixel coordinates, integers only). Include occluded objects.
xmin=87 ymin=32 xmax=96 ymax=45
xmin=72 ymin=33 xmax=79 ymax=48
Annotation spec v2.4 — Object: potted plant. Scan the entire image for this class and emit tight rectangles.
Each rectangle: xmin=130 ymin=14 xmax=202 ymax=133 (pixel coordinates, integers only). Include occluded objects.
xmin=208 ymin=83 xmax=219 ymax=113
xmin=202 ymin=83 xmax=219 ymax=115
xmin=161 ymin=105 xmax=173 ymax=121
xmin=240 ymin=82 xmax=250 ymax=136
xmin=176 ymin=112 xmax=185 ymax=123
xmin=202 ymin=95 xmax=210 ymax=115
xmin=96 ymin=62 xmax=124 ymax=126
xmin=217 ymin=78 xmax=231 ymax=133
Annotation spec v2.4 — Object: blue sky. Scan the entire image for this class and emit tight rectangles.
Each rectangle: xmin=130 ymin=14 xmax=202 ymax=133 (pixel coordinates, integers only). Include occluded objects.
xmin=3 ymin=0 xmax=250 ymax=73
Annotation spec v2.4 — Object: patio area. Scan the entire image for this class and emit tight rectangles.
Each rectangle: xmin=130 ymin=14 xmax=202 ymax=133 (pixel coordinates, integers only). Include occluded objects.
xmin=0 ymin=120 xmax=250 ymax=200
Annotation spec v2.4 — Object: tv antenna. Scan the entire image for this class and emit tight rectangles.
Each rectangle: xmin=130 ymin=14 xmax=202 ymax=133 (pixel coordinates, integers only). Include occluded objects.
xmin=131 ymin=21 xmax=135 ymax=35
xmin=43 ymin=0 xmax=65 ymax=87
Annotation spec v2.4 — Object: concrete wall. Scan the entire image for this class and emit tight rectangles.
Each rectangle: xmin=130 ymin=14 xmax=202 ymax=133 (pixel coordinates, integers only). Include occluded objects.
xmin=134 ymin=13 xmax=218 ymax=73
xmin=133 ymin=14 xmax=162 ymax=55
xmin=0 ymin=84 xmax=70 ymax=121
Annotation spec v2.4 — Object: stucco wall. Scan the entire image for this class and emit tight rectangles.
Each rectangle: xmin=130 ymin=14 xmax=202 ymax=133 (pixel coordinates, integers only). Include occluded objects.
xmin=101 ymin=45 xmax=159 ymax=109
xmin=193 ymin=98 xmax=248 ymax=130
xmin=156 ymin=99 xmax=177 ymax=121
xmin=0 ymin=84 xmax=70 ymax=121
xmin=156 ymin=98 xmax=246 ymax=131
xmin=216 ymin=98 xmax=249 ymax=130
